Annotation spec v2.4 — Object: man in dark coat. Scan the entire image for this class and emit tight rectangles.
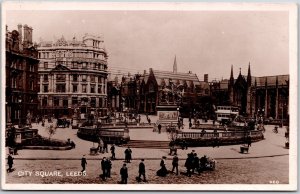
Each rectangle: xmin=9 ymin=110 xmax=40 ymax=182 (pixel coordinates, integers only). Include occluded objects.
xmin=138 ymin=159 xmax=146 ymax=182
xmin=124 ymin=147 xmax=132 ymax=163
xmin=103 ymin=141 xmax=108 ymax=153
xmin=171 ymin=154 xmax=179 ymax=175
xmin=193 ymin=153 xmax=200 ymax=174
xmin=81 ymin=155 xmax=87 ymax=172
xmin=185 ymin=154 xmax=193 ymax=177
xmin=7 ymin=154 xmax=14 ymax=172
xmin=110 ymin=144 xmax=116 ymax=160
xmin=120 ymin=163 xmax=128 ymax=184
xmin=106 ymin=158 xmax=112 ymax=178
xmin=101 ymin=157 xmax=107 ymax=180
xmin=158 ymin=123 xmax=162 ymax=134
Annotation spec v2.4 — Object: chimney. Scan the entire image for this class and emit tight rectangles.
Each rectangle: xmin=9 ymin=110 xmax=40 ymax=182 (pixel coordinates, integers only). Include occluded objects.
xmin=204 ymin=74 xmax=208 ymax=83
xmin=23 ymin=24 xmax=33 ymax=48
xmin=143 ymin=70 xmax=146 ymax=75
xmin=17 ymin=24 xmax=23 ymax=50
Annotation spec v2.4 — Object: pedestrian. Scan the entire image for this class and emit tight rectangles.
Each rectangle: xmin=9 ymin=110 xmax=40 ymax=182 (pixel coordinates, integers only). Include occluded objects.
xmin=101 ymin=157 xmax=107 ymax=180
xmin=185 ymin=154 xmax=193 ymax=177
xmin=247 ymin=136 xmax=252 ymax=147
xmin=106 ymin=158 xmax=112 ymax=178
xmin=157 ymin=156 xmax=168 ymax=177
xmin=193 ymin=153 xmax=200 ymax=174
xmin=171 ymin=154 xmax=179 ymax=175
xmin=81 ymin=155 xmax=87 ymax=172
xmin=103 ymin=141 xmax=108 ymax=153
xmin=200 ymin=155 xmax=208 ymax=170
xmin=147 ymin=118 xmax=151 ymax=125
xmin=124 ymin=147 xmax=132 ymax=163
xmin=7 ymin=154 xmax=14 ymax=173
xmin=189 ymin=122 xmax=192 ymax=129
xmin=110 ymin=144 xmax=116 ymax=159
xmin=120 ymin=163 xmax=128 ymax=184
xmin=181 ymin=140 xmax=188 ymax=150
xmin=98 ymin=138 xmax=104 ymax=153
xmin=158 ymin=123 xmax=162 ymax=134
xmin=138 ymin=159 xmax=146 ymax=182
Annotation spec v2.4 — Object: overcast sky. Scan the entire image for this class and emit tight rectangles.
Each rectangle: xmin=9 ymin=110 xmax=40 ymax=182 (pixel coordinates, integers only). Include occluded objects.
xmin=6 ymin=10 xmax=289 ymax=81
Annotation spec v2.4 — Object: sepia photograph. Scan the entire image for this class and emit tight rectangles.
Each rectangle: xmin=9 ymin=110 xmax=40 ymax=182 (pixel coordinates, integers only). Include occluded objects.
xmin=1 ymin=2 xmax=297 ymax=191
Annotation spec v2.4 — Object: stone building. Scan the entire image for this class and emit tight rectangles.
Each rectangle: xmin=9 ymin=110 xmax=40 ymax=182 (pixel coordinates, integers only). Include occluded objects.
xmin=37 ymin=34 xmax=108 ymax=118
xmin=5 ymin=24 xmax=39 ymax=126
xmin=139 ymin=57 xmax=204 ymax=114
xmin=213 ymin=63 xmax=289 ymax=119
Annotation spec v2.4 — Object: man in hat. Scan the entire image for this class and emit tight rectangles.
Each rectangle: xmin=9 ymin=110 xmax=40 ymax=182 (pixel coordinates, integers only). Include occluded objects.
xmin=138 ymin=159 xmax=146 ymax=182
xmin=120 ymin=163 xmax=128 ymax=184
xmin=81 ymin=155 xmax=87 ymax=172
xmin=101 ymin=157 xmax=107 ymax=180
xmin=110 ymin=144 xmax=116 ymax=160
xmin=7 ymin=154 xmax=14 ymax=172
xmin=171 ymin=154 xmax=179 ymax=175
xmin=124 ymin=147 xmax=132 ymax=163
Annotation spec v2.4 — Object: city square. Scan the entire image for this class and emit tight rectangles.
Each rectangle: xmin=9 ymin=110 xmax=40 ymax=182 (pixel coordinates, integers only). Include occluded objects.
xmin=2 ymin=2 xmax=296 ymax=190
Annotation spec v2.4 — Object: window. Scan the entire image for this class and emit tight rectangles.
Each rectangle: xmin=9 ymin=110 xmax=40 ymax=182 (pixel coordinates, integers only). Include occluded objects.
xmin=57 ymin=74 xmax=66 ymax=82
xmin=30 ymin=81 xmax=34 ymax=90
xmin=98 ymin=76 xmax=102 ymax=83
xmin=90 ymin=75 xmax=95 ymax=83
xmin=82 ymin=75 xmax=87 ymax=82
xmin=42 ymin=97 xmax=47 ymax=106
xmin=73 ymin=84 xmax=78 ymax=93
xmin=98 ymin=85 xmax=102 ymax=94
xmin=44 ymin=62 xmax=48 ymax=68
xmin=72 ymin=97 xmax=78 ymax=105
xmin=99 ymin=98 xmax=103 ymax=107
xmin=91 ymin=85 xmax=95 ymax=93
xmin=54 ymin=97 xmax=59 ymax=106
xmin=72 ymin=74 xmax=78 ymax=82
xmin=82 ymin=85 xmax=87 ymax=93
xmin=56 ymin=84 xmax=66 ymax=93
xmin=63 ymin=99 xmax=68 ymax=107
xmin=44 ymin=75 xmax=48 ymax=82
xmin=72 ymin=62 xmax=78 ymax=69
xmin=91 ymin=97 xmax=96 ymax=106
xmin=29 ymin=65 xmax=34 ymax=72
xmin=43 ymin=85 xmax=48 ymax=92
xmin=11 ymin=77 xmax=17 ymax=88
xmin=82 ymin=63 xmax=87 ymax=69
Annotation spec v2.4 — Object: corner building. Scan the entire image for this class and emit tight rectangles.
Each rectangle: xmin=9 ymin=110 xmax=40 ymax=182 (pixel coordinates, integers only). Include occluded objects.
xmin=37 ymin=34 xmax=108 ymax=118
xmin=6 ymin=24 xmax=39 ymax=125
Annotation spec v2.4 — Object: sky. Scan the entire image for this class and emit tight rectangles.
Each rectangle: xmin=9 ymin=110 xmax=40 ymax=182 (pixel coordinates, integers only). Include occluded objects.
xmin=6 ymin=10 xmax=289 ymax=81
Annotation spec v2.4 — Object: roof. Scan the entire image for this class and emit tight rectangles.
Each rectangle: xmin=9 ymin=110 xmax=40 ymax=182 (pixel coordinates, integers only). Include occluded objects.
xmin=145 ymin=69 xmax=201 ymax=87
xmin=254 ymin=75 xmax=289 ymax=87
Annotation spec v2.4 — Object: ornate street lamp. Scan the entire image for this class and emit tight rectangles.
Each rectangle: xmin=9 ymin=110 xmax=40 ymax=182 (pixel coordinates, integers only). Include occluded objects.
xmin=18 ymin=98 xmax=22 ymax=128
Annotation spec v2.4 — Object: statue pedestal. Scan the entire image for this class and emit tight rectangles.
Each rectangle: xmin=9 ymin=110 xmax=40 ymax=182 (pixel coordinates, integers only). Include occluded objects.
xmin=155 ymin=105 xmax=179 ymax=132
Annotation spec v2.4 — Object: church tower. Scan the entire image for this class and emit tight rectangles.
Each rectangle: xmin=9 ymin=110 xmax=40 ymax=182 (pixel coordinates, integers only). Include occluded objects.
xmin=173 ymin=55 xmax=177 ymax=73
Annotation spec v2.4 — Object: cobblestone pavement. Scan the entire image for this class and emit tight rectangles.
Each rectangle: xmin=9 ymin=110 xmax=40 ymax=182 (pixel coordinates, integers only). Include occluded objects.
xmin=5 ymin=155 xmax=288 ymax=184
xmin=4 ymin=115 xmax=290 ymax=184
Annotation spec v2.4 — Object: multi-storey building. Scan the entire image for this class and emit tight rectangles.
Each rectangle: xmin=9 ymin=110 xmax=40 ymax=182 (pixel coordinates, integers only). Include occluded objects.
xmin=5 ymin=24 xmax=39 ymax=126
xmin=210 ymin=64 xmax=289 ymax=120
xmin=37 ymin=34 xmax=108 ymax=118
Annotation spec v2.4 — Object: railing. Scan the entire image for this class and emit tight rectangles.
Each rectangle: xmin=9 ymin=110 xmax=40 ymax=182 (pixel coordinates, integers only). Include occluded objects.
xmin=177 ymin=130 xmax=263 ymax=139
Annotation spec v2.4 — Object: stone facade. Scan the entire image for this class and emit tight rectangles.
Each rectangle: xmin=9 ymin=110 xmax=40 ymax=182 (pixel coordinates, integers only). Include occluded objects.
xmin=37 ymin=34 xmax=108 ymax=118
xmin=5 ymin=24 xmax=39 ymax=126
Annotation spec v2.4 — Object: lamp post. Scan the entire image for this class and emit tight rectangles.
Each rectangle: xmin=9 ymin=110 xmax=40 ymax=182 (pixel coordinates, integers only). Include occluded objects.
xmin=18 ymin=99 xmax=22 ymax=128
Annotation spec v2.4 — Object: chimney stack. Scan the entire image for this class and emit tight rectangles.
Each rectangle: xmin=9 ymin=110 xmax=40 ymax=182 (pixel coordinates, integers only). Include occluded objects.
xmin=17 ymin=24 xmax=23 ymax=50
xmin=204 ymin=74 xmax=208 ymax=83
xmin=23 ymin=24 xmax=33 ymax=48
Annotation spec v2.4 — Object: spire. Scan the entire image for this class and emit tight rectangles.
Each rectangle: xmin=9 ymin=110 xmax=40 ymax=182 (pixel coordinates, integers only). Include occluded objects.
xmin=230 ymin=65 xmax=234 ymax=85
xmin=247 ymin=62 xmax=251 ymax=86
xmin=230 ymin=65 xmax=234 ymax=79
xmin=239 ymin=67 xmax=241 ymax=75
xmin=173 ymin=55 xmax=177 ymax=73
